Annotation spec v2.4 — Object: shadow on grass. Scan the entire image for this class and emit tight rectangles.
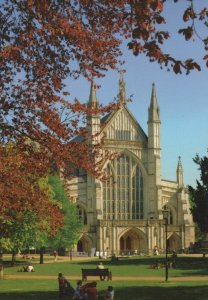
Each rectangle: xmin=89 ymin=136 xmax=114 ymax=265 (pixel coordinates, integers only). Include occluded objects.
xmin=172 ymin=257 xmax=208 ymax=276
xmin=75 ymin=257 xmax=159 ymax=267
xmin=76 ymin=256 xmax=208 ymax=267
xmin=1 ymin=285 xmax=208 ymax=300
xmin=0 ymin=291 xmax=59 ymax=300
xmin=74 ymin=256 xmax=208 ymax=278
xmin=115 ymin=285 xmax=208 ymax=300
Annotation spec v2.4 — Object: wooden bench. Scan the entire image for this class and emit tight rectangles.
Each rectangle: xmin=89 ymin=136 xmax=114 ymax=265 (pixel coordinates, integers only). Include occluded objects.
xmin=81 ymin=268 xmax=112 ymax=281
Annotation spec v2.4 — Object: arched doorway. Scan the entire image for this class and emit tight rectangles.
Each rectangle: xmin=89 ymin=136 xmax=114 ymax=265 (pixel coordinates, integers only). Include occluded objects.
xmin=120 ymin=237 xmax=125 ymax=252
xmin=119 ymin=228 xmax=147 ymax=255
xmin=76 ymin=234 xmax=92 ymax=254
xmin=168 ymin=233 xmax=181 ymax=252
xmin=77 ymin=240 xmax=83 ymax=252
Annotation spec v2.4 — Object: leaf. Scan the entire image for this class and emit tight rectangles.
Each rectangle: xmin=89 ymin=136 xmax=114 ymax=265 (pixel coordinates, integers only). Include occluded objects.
xmin=173 ymin=62 xmax=181 ymax=74
xmin=178 ymin=27 xmax=193 ymax=41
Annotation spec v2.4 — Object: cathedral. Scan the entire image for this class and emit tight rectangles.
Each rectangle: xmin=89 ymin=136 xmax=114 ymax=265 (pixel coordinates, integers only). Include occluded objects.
xmin=67 ymin=77 xmax=195 ymax=256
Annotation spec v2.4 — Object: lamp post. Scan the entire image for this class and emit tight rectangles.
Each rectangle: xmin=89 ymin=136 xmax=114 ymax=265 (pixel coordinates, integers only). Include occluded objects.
xmin=162 ymin=209 xmax=169 ymax=282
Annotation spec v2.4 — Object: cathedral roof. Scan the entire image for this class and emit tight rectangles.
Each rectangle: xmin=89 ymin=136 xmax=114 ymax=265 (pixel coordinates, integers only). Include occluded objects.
xmin=101 ymin=112 xmax=112 ymax=124
xmin=71 ymin=135 xmax=85 ymax=142
xmin=100 ymin=105 xmax=147 ymax=142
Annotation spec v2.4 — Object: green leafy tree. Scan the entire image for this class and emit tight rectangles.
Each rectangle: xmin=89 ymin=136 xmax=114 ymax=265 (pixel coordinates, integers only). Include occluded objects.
xmin=48 ymin=176 xmax=83 ymax=255
xmin=0 ymin=177 xmax=61 ymax=264
xmin=0 ymin=210 xmax=47 ymax=264
xmin=188 ymin=152 xmax=208 ymax=239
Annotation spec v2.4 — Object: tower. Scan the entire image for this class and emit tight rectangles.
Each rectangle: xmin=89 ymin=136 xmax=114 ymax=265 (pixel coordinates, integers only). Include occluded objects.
xmin=118 ymin=73 xmax=126 ymax=106
xmin=177 ymin=156 xmax=184 ymax=188
xmin=86 ymin=79 xmax=101 ymax=249
xmin=147 ymin=83 xmax=161 ymax=218
xmin=87 ymin=79 xmax=100 ymax=138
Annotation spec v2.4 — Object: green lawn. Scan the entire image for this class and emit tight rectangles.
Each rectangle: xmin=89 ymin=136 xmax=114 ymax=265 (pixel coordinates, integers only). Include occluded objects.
xmin=4 ymin=255 xmax=208 ymax=277
xmin=1 ymin=255 xmax=208 ymax=300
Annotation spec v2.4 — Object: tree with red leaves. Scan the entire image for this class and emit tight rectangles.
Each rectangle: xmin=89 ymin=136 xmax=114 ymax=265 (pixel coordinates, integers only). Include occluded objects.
xmin=0 ymin=143 xmax=64 ymax=262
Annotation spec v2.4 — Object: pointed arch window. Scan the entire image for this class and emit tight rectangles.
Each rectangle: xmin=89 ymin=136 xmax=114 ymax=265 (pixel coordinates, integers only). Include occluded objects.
xmin=103 ymin=154 xmax=144 ymax=220
xmin=77 ymin=205 xmax=87 ymax=225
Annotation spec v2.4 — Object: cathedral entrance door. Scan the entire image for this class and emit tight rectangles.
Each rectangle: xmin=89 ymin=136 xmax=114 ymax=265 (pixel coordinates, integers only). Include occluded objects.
xmin=119 ymin=228 xmax=147 ymax=255
xmin=77 ymin=240 xmax=83 ymax=252
xmin=168 ymin=233 xmax=181 ymax=252
xmin=77 ymin=234 xmax=92 ymax=254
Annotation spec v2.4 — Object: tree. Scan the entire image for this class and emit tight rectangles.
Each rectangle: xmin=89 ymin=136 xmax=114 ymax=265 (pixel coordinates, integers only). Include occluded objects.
xmin=0 ymin=143 xmax=64 ymax=228
xmin=0 ymin=211 xmax=47 ymax=265
xmin=0 ymin=146 xmax=64 ymax=263
xmin=48 ymin=176 xmax=83 ymax=255
xmin=188 ymin=152 xmax=208 ymax=238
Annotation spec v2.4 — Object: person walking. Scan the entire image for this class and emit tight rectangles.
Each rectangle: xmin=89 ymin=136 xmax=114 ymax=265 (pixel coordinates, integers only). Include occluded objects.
xmin=54 ymin=250 xmax=58 ymax=261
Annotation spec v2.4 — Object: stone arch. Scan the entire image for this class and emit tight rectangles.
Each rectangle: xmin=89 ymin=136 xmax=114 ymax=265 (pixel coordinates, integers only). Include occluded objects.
xmin=76 ymin=234 xmax=92 ymax=254
xmin=167 ymin=232 xmax=181 ymax=252
xmin=118 ymin=149 xmax=148 ymax=177
xmin=102 ymin=149 xmax=148 ymax=179
xmin=119 ymin=228 xmax=147 ymax=255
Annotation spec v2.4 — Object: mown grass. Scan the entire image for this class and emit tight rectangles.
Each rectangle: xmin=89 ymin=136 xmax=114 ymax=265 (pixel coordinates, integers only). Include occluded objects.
xmin=4 ymin=255 xmax=208 ymax=277
xmin=1 ymin=279 xmax=208 ymax=300
xmin=1 ymin=255 xmax=208 ymax=300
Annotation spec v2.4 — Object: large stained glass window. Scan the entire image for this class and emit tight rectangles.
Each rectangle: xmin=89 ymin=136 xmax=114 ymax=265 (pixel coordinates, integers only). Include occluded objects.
xmin=103 ymin=154 xmax=144 ymax=220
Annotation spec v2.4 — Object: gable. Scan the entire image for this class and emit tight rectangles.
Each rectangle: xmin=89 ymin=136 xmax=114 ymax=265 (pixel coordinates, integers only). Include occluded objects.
xmin=102 ymin=107 xmax=147 ymax=142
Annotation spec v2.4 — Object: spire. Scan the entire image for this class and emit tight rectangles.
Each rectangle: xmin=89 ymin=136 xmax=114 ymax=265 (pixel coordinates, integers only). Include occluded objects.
xmin=88 ymin=79 xmax=98 ymax=108
xmin=177 ymin=156 xmax=183 ymax=172
xmin=119 ymin=72 xmax=126 ymax=106
xmin=148 ymin=82 xmax=160 ymax=122
xmin=177 ymin=156 xmax=184 ymax=187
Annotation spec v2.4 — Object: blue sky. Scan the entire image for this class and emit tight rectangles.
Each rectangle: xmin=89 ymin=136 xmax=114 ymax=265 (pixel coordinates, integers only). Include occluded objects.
xmin=67 ymin=1 xmax=208 ymax=187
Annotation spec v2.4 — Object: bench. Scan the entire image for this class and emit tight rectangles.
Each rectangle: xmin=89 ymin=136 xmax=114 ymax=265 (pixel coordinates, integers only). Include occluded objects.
xmin=81 ymin=268 xmax=112 ymax=281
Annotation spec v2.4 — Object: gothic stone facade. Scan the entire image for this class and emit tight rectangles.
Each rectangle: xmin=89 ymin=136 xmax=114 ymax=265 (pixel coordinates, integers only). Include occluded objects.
xmin=67 ymin=78 xmax=195 ymax=256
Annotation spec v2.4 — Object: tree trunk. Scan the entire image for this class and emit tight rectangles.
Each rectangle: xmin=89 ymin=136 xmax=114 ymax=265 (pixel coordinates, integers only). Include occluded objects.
xmin=11 ymin=250 xmax=16 ymax=266
xmin=0 ymin=249 xmax=3 ymax=263
xmin=39 ymin=247 xmax=44 ymax=264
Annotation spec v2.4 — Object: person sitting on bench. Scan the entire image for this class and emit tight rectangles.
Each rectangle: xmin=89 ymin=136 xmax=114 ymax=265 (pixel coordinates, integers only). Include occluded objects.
xmin=97 ymin=262 xmax=105 ymax=280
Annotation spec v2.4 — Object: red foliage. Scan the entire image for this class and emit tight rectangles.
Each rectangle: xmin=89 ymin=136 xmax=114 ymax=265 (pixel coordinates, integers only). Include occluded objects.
xmin=0 ymin=143 xmax=63 ymax=235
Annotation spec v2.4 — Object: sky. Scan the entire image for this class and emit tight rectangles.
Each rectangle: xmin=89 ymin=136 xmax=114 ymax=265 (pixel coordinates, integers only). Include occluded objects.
xmin=67 ymin=0 xmax=208 ymax=187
